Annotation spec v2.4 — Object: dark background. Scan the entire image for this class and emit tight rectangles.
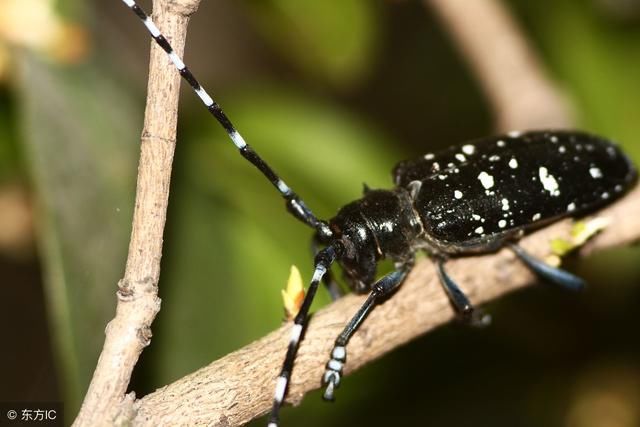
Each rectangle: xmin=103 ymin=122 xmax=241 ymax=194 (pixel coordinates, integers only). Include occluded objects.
xmin=1 ymin=0 xmax=639 ymax=426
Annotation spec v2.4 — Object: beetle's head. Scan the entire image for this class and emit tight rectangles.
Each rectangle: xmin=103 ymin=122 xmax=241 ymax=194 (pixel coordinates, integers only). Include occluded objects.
xmin=326 ymin=203 xmax=379 ymax=293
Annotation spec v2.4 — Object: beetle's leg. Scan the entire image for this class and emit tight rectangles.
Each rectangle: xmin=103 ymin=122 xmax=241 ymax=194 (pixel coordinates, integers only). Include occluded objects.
xmin=435 ymin=259 xmax=491 ymax=327
xmin=509 ymin=244 xmax=586 ymax=291
xmin=311 ymin=237 xmax=343 ymax=301
xmin=322 ymin=264 xmax=411 ymax=402
xmin=268 ymin=244 xmax=340 ymax=427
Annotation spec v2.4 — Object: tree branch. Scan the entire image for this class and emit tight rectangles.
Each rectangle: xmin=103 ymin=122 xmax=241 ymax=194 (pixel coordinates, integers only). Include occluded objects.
xmin=72 ymin=1 xmax=201 ymax=425
xmin=131 ymin=186 xmax=640 ymax=426
xmin=424 ymin=0 xmax=574 ymax=131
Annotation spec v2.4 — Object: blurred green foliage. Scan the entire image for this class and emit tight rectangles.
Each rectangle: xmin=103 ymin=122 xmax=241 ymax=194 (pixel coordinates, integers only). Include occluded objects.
xmin=1 ymin=0 xmax=639 ymax=426
xmin=512 ymin=0 xmax=640 ymax=158
xmin=245 ymin=0 xmax=381 ymax=86
xmin=0 ymin=89 xmax=20 ymax=181
xmin=16 ymin=53 xmax=139 ymax=410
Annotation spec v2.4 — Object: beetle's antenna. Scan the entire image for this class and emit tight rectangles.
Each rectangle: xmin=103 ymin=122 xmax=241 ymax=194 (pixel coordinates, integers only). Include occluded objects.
xmin=120 ymin=0 xmax=331 ymax=236
xmin=268 ymin=243 xmax=341 ymax=427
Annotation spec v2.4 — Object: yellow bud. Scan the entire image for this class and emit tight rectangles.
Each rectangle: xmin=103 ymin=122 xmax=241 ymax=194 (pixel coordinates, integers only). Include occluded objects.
xmin=281 ymin=265 xmax=305 ymax=320
xmin=550 ymin=217 xmax=610 ymax=260
xmin=570 ymin=217 xmax=610 ymax=246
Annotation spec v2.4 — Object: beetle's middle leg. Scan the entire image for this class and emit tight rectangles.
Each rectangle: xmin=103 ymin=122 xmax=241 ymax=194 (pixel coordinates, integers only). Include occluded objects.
xmin=434 ymin=258 xmax=491 ymax=327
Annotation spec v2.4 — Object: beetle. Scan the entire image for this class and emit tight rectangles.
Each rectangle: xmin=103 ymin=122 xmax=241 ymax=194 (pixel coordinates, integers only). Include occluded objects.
xmin=122 ymin=1 xmax=637 ymax=426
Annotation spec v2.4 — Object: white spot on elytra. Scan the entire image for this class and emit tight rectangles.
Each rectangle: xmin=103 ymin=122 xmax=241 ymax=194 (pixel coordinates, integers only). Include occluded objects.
xmin=538 ymin=166 xmax=560 ymax=197
xmin=508 ymin=158 xmax=518 ymax=169
xmin=602 ymin=192 xmax=610 ymax=199
xmin=498 ymin=219 xmax=506 ymax=228
xmin=462 ymin=144 xmax=476 ymax=155
xmin=475 ymin=226 xmax=484 ymax=235
xmin=507 ymin=131 xmax=521 ymax=138
xmin=477 ymin=171 xmax=495 ymax=189
xmin=455 ymin=153 xmax=466 ymax=162
xmin=550 ymin=135 xmax=558 ymax=143
xmin=454 ymin=190 xmax=463 ymax=199
xmin=432 ymin=162 xmax=440 ymax=171
xmin=424 ymin=153 xmax=434 ymax=160
xmin=589 ymin=167 xmax=603 ymax=179
xmin=497 ymin=139 xmax=507 ymax=147
xmin=439 ymin=175 xmax=447 ymax=180
xmin=489 ymin=155 xmax=500 ymax=162
xmin=532 ymin=213 xmax=541 ymax=221
xmin=472 ymin=214 xmax=481 ymax=221
xmin=501 ymin=198 xmax=510 ymax=211
xmin=558 ymin=145 xmax=566 ymax=153
xmin=567 ymin=202 xmax=576 ymax=212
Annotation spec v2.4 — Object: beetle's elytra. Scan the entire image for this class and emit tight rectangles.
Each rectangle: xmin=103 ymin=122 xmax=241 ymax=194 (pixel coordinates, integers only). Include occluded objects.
xmin=122 ymin=2 xmax=638 ymax=426
xmin=396 ymin=130 xmax=636 ymax=252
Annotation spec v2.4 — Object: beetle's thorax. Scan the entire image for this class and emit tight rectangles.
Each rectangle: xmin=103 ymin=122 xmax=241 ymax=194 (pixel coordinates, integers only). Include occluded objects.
xmin=327 ymin=188 xmax=423 ymax=292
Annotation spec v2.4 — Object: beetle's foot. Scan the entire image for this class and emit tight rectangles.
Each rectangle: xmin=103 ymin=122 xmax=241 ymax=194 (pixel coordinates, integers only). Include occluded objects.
xmin=322 ymin=345 xmax=345 ymax=401
xmin=469 ymin=308 xmax=492 ymax=328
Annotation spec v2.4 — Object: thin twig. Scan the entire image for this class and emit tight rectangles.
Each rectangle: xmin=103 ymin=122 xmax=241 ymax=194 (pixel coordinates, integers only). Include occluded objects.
xmin=131 ymin=186 xmax=640 ymax=426
xmin=72 ymin=1 xmax=201 ymax=425
xmin=425 ymin=0 xmax=574 ymax=131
